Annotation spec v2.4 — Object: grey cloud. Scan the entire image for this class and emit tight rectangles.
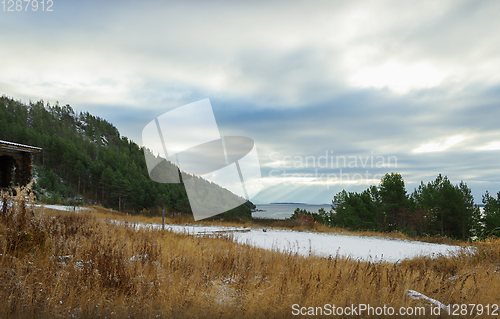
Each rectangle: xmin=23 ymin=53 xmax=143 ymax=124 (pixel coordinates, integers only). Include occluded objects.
xmin=1 ymin=0 xmax=500 ymax=204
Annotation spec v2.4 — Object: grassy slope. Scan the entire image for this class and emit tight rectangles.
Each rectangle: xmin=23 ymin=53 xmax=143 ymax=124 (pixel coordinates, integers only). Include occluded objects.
xmin=1 ymin=188 xmax=499 ymax=318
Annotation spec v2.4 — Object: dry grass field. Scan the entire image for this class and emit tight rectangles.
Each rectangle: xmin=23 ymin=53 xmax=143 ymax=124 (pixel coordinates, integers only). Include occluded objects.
xmin=1 ymin=185 xmax=499 ymax=318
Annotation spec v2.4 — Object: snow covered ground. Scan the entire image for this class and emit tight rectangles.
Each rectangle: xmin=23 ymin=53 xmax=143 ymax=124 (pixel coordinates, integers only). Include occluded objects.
xmin=35 ymin=204 xmax=464 ymax=263
xmin=33 ymin=204 xmax=87 ymax=212
xmin=160 ymin=224 xmax=463 ymax=263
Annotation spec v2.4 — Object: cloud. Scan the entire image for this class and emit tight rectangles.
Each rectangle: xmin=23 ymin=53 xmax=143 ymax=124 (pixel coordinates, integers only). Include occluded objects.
xmin=477 ymin=142 xmax=500 ymax=151
xmin=3 ymin=1 xmax=500 ymax=107
xmin=350 ymin=63 xmax=446 ymax=93
xmin=412 ymin=135 xmax=466 ymax=153
xmin=1 ymin=0 xmax=500 ymax=203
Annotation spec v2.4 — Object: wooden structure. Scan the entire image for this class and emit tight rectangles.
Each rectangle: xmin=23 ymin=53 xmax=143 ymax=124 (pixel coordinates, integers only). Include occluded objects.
xmin=0 ymin=140 xmax=42 ymax=189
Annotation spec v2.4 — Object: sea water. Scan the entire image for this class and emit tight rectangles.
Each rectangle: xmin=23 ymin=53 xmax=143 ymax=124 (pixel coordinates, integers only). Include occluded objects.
xmin=253 ymin=203 xmax=333 ymax=220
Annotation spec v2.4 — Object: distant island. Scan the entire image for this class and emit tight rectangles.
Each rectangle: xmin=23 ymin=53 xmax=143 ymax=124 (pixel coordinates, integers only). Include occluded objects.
xmin=268 ymin=202 xmax=332 ymax=206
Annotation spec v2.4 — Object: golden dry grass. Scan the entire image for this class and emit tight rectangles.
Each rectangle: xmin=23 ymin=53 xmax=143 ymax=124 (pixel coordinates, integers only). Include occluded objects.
xmin=1 ymin=186 xmax=499 ymax=318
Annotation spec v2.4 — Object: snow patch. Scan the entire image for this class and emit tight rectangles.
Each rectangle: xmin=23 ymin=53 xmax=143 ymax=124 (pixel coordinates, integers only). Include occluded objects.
xmin=159 ymin=224 xmax=462 ymax=263
xmin=406 ymin=289 xmax=450 ymax=314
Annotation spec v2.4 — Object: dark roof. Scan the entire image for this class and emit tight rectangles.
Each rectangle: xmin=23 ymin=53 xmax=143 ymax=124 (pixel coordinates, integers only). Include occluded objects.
xmin=0 ymin=140 xmax=42 ymax=153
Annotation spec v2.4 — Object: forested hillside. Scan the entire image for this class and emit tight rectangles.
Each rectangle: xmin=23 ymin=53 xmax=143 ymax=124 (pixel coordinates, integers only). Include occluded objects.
xmin=0 ymin=95 xmax=252 ymax=217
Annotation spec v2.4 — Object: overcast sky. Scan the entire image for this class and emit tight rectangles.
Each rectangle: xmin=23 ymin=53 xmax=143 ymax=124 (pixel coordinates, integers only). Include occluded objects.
xmin=1 ymin=0 xmax=499 ymax=204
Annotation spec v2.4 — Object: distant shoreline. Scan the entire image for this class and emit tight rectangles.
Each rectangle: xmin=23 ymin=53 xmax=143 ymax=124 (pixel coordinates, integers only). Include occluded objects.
xmin=267 ymin=202 xmax=331 ymax=206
